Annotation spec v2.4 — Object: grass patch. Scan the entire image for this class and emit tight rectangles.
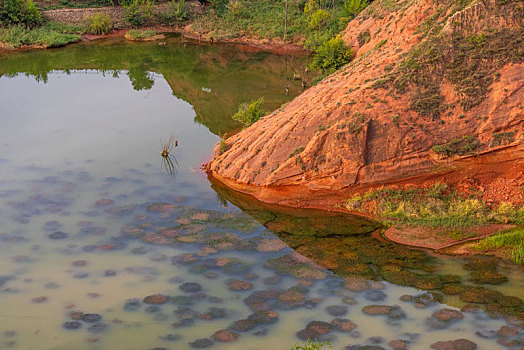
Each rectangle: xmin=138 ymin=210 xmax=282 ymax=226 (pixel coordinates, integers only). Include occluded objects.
xmin=0 ymin=22 xmax=82 ymax=48
xmin=348 ymin=183 xmax=493 ymax=228
xmin=475 ymin=227 xmax=524 ymax=264
xmin=125 ymin=29 xmax=157 ymax=39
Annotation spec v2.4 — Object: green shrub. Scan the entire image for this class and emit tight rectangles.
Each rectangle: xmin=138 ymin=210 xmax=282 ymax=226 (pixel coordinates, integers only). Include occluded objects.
xmin=163 ymin=0 xmax=189 ymax=23
xmin=123 ymin=0 xmax=145 ymax=26
xmin=0 ymin=0 xmax=42 ymax=27
xmin=86 ymin=13 xmax=112 ymax=35
xmin=311 ymin=36 xmax=354 ymax=74
xmin=232 ymin=97 xmax=264 ymax=127
xmin=227 ymin=0 xmax=242 ymax=17
xmin=309 ymin=8 xmax=329 ymax=29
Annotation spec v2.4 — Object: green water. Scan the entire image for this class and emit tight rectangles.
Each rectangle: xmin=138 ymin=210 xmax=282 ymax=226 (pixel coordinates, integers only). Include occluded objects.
xmin=0 ymin=38 xmax=522 ymax=350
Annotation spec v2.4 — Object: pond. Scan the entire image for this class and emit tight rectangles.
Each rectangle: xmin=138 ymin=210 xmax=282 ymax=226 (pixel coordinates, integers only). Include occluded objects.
xmin=0 ymin=37 xmax=522 ymax=350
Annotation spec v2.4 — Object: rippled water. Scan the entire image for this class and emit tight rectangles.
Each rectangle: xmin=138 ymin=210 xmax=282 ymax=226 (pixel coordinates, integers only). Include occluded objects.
xmin=0 ymin=38 xmax=522 ymax=350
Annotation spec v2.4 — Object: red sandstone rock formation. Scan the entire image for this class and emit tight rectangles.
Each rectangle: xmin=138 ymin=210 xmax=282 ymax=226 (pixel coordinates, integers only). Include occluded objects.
xmin=207 ymin=0 xmax=523 ymax=211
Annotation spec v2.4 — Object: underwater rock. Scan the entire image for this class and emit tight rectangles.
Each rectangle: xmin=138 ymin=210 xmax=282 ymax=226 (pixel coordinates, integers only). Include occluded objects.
xmin=143 ymin=294 xmax=169 ymax=305
xmin=432 ymin=309 xmax=464 ymax=322
xmin=172 ymin=318 xmax=194 ymax=328
xmin=364 ymin=290 xmax=387 ymax=302
xmin=344 ymin=346 xmax=385 ymax=350
xmin=95 ymin=198 xmax=113 ymax=207
xmin=200 ymin=307 xmax=226 ymax=320
xmin=263 ymin=276 xmax=282 ymax=285
xmin=362 ymin=305 xmax=394 ymax=316
xmin=63 ymin=321 xmax=82 ymax=330
xmin=331 ymin=318 xmax=357 ymax=332
xmin=227 ymin=280 xmax=253 ymax=291
xmin=230 ymin=319 xmax=257 ymax=332
xmin=344 ymin=277 xmax=371 ymax=292
xmin=124 ymin=299 xmax=141 ymax=311
xmin=82 ymin=314 xmax=102 ymax=323
xmin=325 ymin=305 xmax=348 ymax=317
xmin=87 ymin=323 xmax=107 ymax=334
xmin=159 ymin=334 xmax=181 ymax=341
xmin=388 ymin=340 xmax=408 ymax=350
xmin=430 ymin=339 xmax=477 ymax=350
xmin=459 ymin=287 xmax=502 ymax=303
xmin=73 ymin=272 xmax=88 ymax=279
xmin=247 ymin=310 xmax=279 ymax=325
xmin=104 ymin=270 xmax=117 ymax=277
xmin=48 ymin=231 xmax=68 ymax=239
xmin=31 ymin=296 xmax=47 ymax=303
xmin=212 ymin=329 xmax=238 ymax=342
xmin=189 ymin=338 xmax=213 ymax=348
xmin=145 ymin=305 xmax=161 ymax=313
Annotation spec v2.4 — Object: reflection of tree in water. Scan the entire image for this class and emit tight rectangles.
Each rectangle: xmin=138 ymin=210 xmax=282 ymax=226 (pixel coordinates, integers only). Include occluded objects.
xmin=127 ymin=64 xmax=154 ymax=91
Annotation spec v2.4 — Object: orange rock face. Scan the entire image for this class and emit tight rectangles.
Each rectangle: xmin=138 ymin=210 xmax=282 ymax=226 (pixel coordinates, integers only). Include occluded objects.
xmin=207 ymin=0 xmax=523 ymax=211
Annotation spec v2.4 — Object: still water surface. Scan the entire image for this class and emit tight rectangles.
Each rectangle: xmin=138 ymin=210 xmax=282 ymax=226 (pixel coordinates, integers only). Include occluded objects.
xmin=0 ymin=37 xmax=522 ymax=349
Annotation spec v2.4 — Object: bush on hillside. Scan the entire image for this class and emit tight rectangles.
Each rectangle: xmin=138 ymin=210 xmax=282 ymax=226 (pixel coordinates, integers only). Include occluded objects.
xmin=86 ymin=12 xmax=112 ymax=34
xmin=311 ymin=36 xmax=354 ymax=74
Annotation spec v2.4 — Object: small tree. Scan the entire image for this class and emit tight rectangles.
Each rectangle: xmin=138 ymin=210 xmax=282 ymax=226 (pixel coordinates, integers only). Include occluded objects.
xmin=232 ymin=97 xmax=264 ymax=127
xmin=0 ymin=0 xmax=42 ymax=27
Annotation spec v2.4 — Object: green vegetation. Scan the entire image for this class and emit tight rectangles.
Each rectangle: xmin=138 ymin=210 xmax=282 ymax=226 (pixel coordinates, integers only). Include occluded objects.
xmin=311 ymin=35 xmax=353 ymax=74
xmin=490 ymin=131 xmax=515 ymax=147
xmin=232 ymin=97 xmax=264 ymax=127
xmin=347 ymin=183 xmax=524 ymax=229
xmin=431 ymin=135 xmax=483 ymax=157
xmin=125 ymin=29 xmax=157 ymax=39
xmin=475 ymin=227 xmax=524 ymax=264
xmin=123 ymin=0 xmax=154 ymax=26
xmin=0 ymin=0 xmax=41 ymax=27
xmin=0 ymin=22 xmax=82 ymax=48
xmin=290 ymin=340 xmax=332 ymax=350
xmin=86 ymin=12 xmax=112 ymax=34
xmin=162 ymin=0 xmax=189 ymax=24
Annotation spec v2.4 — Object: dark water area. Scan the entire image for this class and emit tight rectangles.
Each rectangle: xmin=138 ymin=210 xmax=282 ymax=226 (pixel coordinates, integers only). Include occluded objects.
xmin=0 ymin=37 xmax=522 ymax=349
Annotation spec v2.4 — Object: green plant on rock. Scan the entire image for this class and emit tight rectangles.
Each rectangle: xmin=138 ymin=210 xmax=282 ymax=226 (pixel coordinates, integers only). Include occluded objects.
xmin=311 ymin=36 xmax=354 ymax=74
xmin=0 ymin=0 xmax=42 ymax=27
xmin=431 ymin=135 xmax=483 ymax=157
xmin=86 ymin=13 xmax=112 ymax=35
xmin=232 ymin=97 xmax=264 ymax=127
xmin=475 ymin=227 xmax=524 ymax=264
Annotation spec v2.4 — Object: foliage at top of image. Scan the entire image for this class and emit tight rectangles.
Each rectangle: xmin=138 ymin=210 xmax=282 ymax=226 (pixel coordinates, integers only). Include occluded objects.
xmin=311 ymin=35 xmax=354 ymax=74
xmin=85 ymin=12 xmax=112 ymax=34
xmin=0 ymin=0 xmax=42 ymax=27
xmin=163 ymin=0 xmax=189 ymax=23
xmin=232 ymin=97 xmax=264 ymax=127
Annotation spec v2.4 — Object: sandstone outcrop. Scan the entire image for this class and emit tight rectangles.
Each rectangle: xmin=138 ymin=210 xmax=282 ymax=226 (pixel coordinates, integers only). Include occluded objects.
xmin=207 ymin=0 xmax=523 ymax=210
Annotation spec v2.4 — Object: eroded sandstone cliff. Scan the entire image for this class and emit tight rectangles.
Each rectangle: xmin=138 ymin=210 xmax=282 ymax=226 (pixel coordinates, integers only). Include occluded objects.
xmin=207 ymin=0 xmax=524 ymax=210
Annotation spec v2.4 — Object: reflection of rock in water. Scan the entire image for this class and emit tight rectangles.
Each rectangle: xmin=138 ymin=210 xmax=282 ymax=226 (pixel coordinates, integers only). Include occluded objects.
xmin=209 ymin=176 xmax=379 ymax=237
xmin=209 ymin=176 xmax=524 ymax=322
